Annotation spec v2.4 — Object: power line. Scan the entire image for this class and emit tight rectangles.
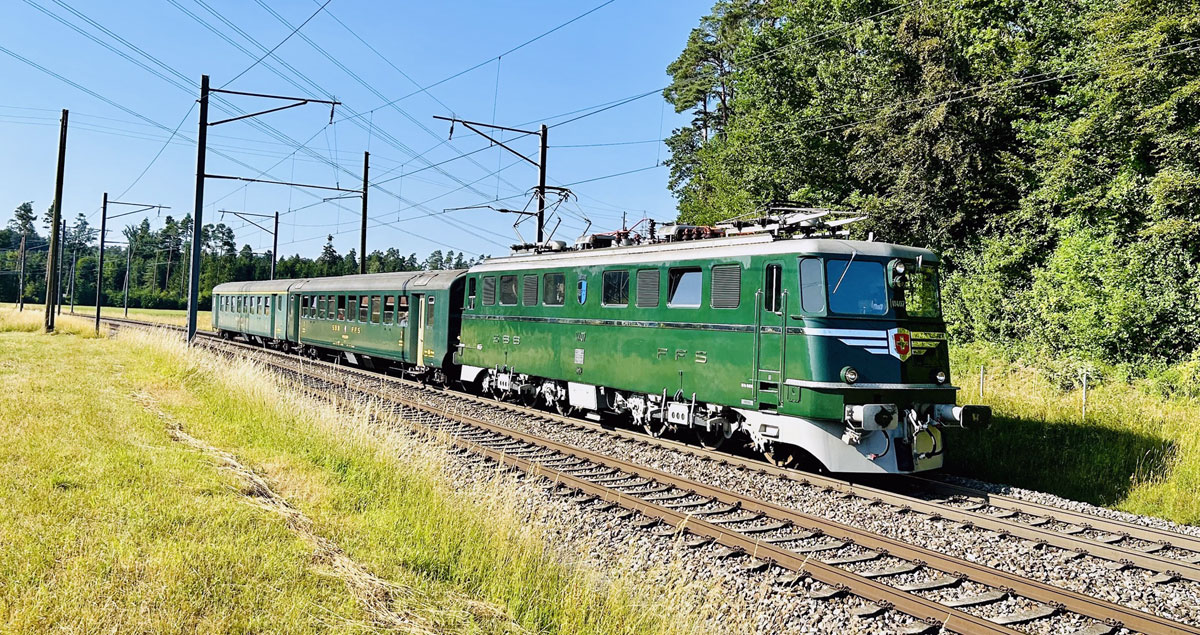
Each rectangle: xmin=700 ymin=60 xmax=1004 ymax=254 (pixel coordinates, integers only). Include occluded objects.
xmin=220 ymin=0 xmax=332 ymax=89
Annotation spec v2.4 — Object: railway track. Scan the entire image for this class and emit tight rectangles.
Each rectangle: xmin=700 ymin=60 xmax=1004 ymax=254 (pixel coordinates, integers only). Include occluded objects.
xmin=96 ymin=315 xmax=1200 ymax=634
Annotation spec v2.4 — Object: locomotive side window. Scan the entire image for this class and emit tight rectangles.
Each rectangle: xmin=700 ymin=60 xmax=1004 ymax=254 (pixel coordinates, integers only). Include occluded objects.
xmin=577 ymin=277 xmax=588 ymax=305
xmin=826 ymin=259 xmax=887 ymax=315
xmin=467 ymin=277 xmax=476 ymax=309
xmin=799 ymin=257 xmax=825 ymax=313
xmin=371 ymin=296 xmax=382 ymax=323
xmin=482 ymin=276 xmax=496 ymax=305
xmin=337 ymin=295 xmax=347 ymax=320
xmin=359 ymin=295 xmax=370 ymax=322
xmin=543 ymin=273 xmax=565 ymax=306
xmin=522 ymin=275 xmax=538 ymax=306
xmin=347 ymin=295 xmax=357 ymax=321
xmin=667 ymin=268 xmax=701 ymax=307
xmin=764 ymin=264 xmax=783 ymax=313
xmin=602 ymin=270 xmax=629 ymax=306
xmin=636 ymin=269 xmax=660 ymax=308
xmin=384 ymin=296 xmax=395 ymax=323
xmin=499 ymin=275 xmax=518 ymax=305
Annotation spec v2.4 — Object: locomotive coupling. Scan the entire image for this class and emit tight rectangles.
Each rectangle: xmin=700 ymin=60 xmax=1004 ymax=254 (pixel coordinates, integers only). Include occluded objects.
xmin=845 ymin=404 xmax=899 ymax=431
xmin=933 ymin=404 xmax=992 ymax=429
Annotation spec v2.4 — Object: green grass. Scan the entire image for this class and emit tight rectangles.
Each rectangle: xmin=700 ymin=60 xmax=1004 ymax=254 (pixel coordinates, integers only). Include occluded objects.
xmin=0 ymin=303 xmax=212 ymax=330
xmin=0 ymin=309 xmax=699 ymax=634
xmin=946 ymin=343 xmax=1200 ymax=526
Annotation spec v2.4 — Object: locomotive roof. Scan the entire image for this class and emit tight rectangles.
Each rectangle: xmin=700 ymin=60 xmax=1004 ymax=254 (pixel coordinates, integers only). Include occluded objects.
xmin=469 ymin=234 xmax=938 ymax=273
xmin=289 ymin=269 xmax=465 ymax=292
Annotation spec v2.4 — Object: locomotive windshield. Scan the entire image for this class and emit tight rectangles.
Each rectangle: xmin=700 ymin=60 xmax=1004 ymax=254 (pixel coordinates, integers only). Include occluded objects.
xmin=826 ymin=259 xmax=888 ymax=315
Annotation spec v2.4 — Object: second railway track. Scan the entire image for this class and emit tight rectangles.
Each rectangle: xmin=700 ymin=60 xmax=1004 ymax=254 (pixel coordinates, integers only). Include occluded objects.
xmin=99 ymin=315 xmax=1200 ymax=634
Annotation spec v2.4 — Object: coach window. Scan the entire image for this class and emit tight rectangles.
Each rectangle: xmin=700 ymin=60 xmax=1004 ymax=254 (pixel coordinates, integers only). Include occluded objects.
xmin=359 ymin=295 xmax=370 ymax=322
xmin=335 ymin=295 xmax=345 ymax=320
xmin=577 ymin=277 xmax=588 ymax=305
xmin=543 ymin=273 xmax=565 ymax=306
xmin=799 ymin=258 xmax=825 ymax=313
xmin=482 ymin=276 xmax=496 ymax=306
xmin=499 ymin=275 xmax=518 ymax=305
xmin=317 ymin=295 xmax=327 ymax=319
xmin=347 ymin=295 xmax=357 ymax=321
xmin=602 ymin=270 xmax=629 ymax=306
xmin=371 ymin=296 xmax=382 ymax=323
xmin=384 ymin=296 xmax=396 ymax=323
xmin=398 ymin=295 xmax=409 ymax=325
xmin=467 ymin=277 xmax=477 ymax=309
xmin=426 ymin=296 xmax=436 ymax=326
xmin=667 ymin=268 xmax=702 ymax=307
xmin=764 ymin=264 xmax=783 ymax=313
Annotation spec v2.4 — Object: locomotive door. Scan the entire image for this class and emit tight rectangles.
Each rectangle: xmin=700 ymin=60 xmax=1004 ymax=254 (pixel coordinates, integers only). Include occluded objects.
xmin=412 ymin=293 xmax=426 ymax=366
xmin=756 ymin=262 xmax=787 ymax=408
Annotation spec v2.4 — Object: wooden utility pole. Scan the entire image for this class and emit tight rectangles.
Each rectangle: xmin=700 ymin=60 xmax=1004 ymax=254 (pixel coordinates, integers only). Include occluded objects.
xmin=95 ymin=193 xmax=107 ymax=334
xmin=44 ymin=109 xmax=68 ymax=332
xmin=17 ymin=232 xmax=26 ymax=312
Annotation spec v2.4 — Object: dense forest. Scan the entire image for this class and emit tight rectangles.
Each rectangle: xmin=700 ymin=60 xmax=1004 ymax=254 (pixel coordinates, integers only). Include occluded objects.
xmin=664 ymin=0 xmax=1200 ymax=383
xmin=0 ymin=201 xmax=481 ymax=310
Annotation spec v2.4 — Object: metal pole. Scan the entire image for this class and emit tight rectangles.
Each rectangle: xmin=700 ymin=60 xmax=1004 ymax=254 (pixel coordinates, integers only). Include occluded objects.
xmin=95 ymin=193 xmax=106 ymax=334
xmin=271 ymin=210 xmax=278 ymax=280
xmin=1081 ymin=371 xmax=1088 ymax=421
xmin=186 ymin=75 xmax=209 ymax=343
xmin=56 ymin=219 xmax=66 ymax=316
xmin=360 ymin=151 xmax=368 ymax=274
xmin=17 ymin=231 xmax=26 ymax=311
xmin=123 ymin=242 xmax=131 ymax=317
xmin=979 ymin=365 xmax=985 ymax=401
xmin=536 ymin=124 xmax=548 ymax=244
xmin=44 ymin=108 xmax=67 ymax=331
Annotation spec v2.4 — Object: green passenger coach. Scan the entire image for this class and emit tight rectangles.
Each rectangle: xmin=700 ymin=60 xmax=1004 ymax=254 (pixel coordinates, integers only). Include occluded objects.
xmin=456 ymin=232 xmax=988 ymax=474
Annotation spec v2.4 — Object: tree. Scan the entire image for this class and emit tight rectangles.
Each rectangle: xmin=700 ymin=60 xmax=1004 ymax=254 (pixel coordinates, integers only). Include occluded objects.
xmin=8 ymin=201 xmax=36 ymax=238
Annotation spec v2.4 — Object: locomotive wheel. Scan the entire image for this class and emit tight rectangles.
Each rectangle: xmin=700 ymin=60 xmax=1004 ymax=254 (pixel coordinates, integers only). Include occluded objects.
xmin=693 ymin=425 xmax=726 ymax=450
xmin=763 ymin=442 xmax=801 ymax=469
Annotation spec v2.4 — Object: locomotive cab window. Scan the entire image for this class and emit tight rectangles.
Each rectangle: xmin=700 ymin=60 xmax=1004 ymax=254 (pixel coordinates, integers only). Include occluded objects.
xmin=826 ymin=259 xmax=887 ymax=315
xmin=499 ymin=275 xmax=518 ymax=306
xmin=359 ymin=295 xmax=370 ymax=322
xmin=467 ymin=277 xmax=476 ymax=309
xmin=764 ymin=264 xmax=783 ymax=313
xmin=602 ymin=270 xmax=629 ymax=306
xmin=543 ymin=273 xmax=565 ymax=306
xmin=799 ymin=257 xmax=826 ymax=314
xmin=384 ymin=296 xmax=395 ymax=323
xmin=667 ymin=268 xmax=702 ymax=307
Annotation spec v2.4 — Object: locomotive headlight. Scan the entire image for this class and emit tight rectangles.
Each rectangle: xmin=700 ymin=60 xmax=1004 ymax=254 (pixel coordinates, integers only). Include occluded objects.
xmin=893 ymin=262 xmax=906 ymax=276
xmin=934 ymin=370 xmax=948 ymax=384
xmin=841 ymin=366 xmax=859 ymax=384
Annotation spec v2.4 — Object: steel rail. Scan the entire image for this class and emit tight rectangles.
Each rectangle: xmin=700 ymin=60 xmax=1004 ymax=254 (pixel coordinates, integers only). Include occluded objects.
xmin=95 ymin=316 xmax=1200 ymax=633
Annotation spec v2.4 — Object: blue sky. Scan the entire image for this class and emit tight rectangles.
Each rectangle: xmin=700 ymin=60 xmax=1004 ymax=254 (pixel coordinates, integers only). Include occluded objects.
xmin=0 ymin=0 xmax=710 ymax=260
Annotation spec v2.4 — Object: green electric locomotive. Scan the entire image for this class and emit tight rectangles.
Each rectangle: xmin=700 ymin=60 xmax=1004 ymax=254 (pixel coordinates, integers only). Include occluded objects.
xmin=456 ymin=223 xmax=988 ymax=475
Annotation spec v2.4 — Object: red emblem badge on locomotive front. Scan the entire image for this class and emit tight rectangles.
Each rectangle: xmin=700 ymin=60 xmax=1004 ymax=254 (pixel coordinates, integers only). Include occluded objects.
xmin=890 ymin=328 xmax=912 ymax=361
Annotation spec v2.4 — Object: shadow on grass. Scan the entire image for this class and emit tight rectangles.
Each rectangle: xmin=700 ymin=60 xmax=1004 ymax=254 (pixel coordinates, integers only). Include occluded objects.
xmin=942 ymin=413 xmax=1176 ymax=507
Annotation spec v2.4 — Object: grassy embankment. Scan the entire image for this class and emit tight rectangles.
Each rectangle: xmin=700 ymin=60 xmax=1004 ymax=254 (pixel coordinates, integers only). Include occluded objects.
xmin=0 ymin=303 xmax=212 ymax=330
xmin=18 ymin=302 xmax=1196 ymax=526
xmin=0 ymin=307 xmax=700 ymax=634
xmin=946 ymin=344 xmax=1200 ymax=526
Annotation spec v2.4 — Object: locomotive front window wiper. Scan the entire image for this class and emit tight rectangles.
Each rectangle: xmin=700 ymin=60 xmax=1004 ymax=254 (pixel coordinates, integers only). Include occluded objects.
xmin=831 ymin=249 xmax=857 ymax=295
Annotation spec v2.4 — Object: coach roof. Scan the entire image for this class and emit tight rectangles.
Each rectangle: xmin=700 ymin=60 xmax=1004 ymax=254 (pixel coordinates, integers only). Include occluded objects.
xmin=289 ymin=269 xmax=466 ymax=293
xmin=212 ymin=279 xmax=301 ymax=294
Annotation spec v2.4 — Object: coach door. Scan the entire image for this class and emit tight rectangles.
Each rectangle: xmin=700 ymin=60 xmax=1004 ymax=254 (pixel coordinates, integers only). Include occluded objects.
xmin=411 ymin=293 xmax=426 ymax=366
xmin=755 ymin=262 xmax=787 ymax=409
